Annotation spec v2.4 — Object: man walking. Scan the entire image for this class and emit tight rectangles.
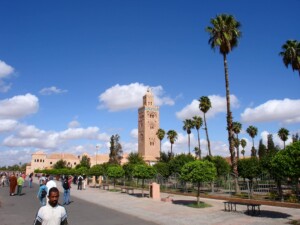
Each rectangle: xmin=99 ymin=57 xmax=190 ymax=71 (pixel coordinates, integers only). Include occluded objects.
xmin=9 ymin=173 xmax=17 ymax=196
xmin=17 ymin=174 xmax=24 ymax=196
xmin=33 ymin=187 xmax=68 ymax=225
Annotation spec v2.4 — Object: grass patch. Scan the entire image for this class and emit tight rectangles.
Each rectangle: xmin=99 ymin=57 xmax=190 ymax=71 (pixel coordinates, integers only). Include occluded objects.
xmin=186 ymin=202 xmax=212 ymax=208
xmin=289 ymin=220 xmax=300 ymax=225
xmin=109 ymin=189 xmax=120 ymax=192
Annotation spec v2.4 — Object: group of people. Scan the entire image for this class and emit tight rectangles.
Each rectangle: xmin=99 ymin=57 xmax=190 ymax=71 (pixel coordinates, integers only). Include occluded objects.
xmin=7 ymin=172 xmax=25 ymax=196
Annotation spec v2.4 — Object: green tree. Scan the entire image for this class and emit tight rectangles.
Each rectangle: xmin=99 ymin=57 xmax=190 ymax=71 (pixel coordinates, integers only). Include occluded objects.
xmin=246 ymin=125 xmax=258 ymax=157
xmin=88 ymin=164 xmax=105 ymax=177
xmin=199 ymin=96 xmax=212 ymax=156
xmin=167 ymin=130 xmax=178 ymax=157
xmin=258 ymin=139 xmax=267 ymax=159
xmin=278 ymin=128 xmax=289 ymax=150
xmin=194 ymin=147 xmax=200 ymax=159
xmin=267 ymin=134 xmax=276 ymax=155
xmin=107 ymin=165 xmax=125 ymax=188
xmin=109 ymin=134 xmax=123 ymax=165
xmin=203 ymin=155 xmax=230 ymax=178
xmin=79 ymin=155 xmax=91 ymax=168
xmin=206 ymin=14 xmax=242 ymax=194
xmin=168 ymin=153 xmax=195 ymax=176
xmin=232 ymin=121 xmax=242 ymax=159
xmin=181 ymin=160 xmax=216 ymax=205
xmin=156 ymin=128 xmax=165 ymax=153
xmin=240 ymin=139 xmax=247 ymax=158
xmin=53 ymin=159 xmax=67 ymax=169
xmin=279 ymin=40 xmax=300 ymax=77
xmin=183 ymin=119 xmax=194 ymax=154
xmin=132 ymin=164 xmax=156 ymax=197
xmin=192 ymin=116 xmax=203 ymax=159
xmin=127 ymin=152 xmax=145 ymax=165
xmin=237 ymin=157 xmax=261 ymax=196
xmin=292 ymin=133 xmax=299 ymax=143
xmin=153 ymin=162 xmax=170 ymax=179
xmin=123 ymin=152 xmax=146 ymax=180
xmin=158 ymin=151 xmax=171 ymax=163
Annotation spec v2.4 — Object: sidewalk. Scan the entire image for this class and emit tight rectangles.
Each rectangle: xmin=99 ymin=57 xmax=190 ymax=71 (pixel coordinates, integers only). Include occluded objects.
xmin=58 ymin=181 xmax=300 ymax=225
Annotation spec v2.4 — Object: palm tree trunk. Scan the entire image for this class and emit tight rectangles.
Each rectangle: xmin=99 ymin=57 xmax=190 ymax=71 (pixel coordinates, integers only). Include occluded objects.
xmin=236 ymin=134 xmax=240 ymax=159
xmin=203 ymin=113 xmax=211 ymax=156
xmin=223 ymin=53 xmax=240 ymax=194
xmin=197 ymin=183 xmax=200 ymax=205
xmin=188 ymin=134 xmax=190 ymax=155
xmin=197 ymin=129 xmax=201 ymax=159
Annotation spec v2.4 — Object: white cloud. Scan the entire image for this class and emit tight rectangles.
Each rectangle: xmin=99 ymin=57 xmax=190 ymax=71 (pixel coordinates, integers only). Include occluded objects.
xmin=0 ymin=60 xmax=14 ymax=93
xmin=241 ymin=98 xmax=300 ymax=124
xmin=3 ymin=124 xmax=110 ymax=149
xmin=0 ymin=119 xmax=18 ymax=132
xmin=130 ymin=129 xmax=138 ymax=139
xmin=68 ymin=120 xmax=80 ymax=128
xmin=39 ymin=86 xmax=68 ymax=95
xmin=0 ymin=148 xmax=34 ymax=166
xmin=59 ymin=127 xmax=101 ymax=140
xmin=98 ymin=83 xmax=175 ymax=112
xmin=176 ymin=95 xmax=239 ymax=120
xmin=0 ymin=60 xmax=14 ymax=79
xmin=0 ymin=94 xmax=39 ymax=119
xmin=0 ymin=80 xmax=12 ymax=93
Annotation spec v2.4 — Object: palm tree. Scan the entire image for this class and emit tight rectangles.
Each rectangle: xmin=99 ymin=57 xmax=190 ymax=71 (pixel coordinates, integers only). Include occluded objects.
xmin=183 ymin=119 xmax=193 ymax=155
xmin=206 ymin=14 xmax=242 ymax=193
xmin=192 ymin=116 xmax=203 ymax=159
xmin=277 ymin=128 xmax=289 ymax=150
xmin=240 ymin=139 xmax=247 ymax=158
xmin=156 ymin=128 xmax=165 ymax=153
xmin=246 ymin=126 xmax=258 ymax=157
xmin=199 ymin=96 xmax=212 ymax=156
xmin=232 ymin=121 xmax=242 ymax=159
xmin=167 ymin=130 xmax=178 ymax=157
xmin=279 ymin=40 xmax=300 ymax=77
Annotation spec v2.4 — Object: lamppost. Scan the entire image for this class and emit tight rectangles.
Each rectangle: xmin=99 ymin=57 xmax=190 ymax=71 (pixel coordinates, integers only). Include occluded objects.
xmin=96 ymin=145 xmax=99 ymax=165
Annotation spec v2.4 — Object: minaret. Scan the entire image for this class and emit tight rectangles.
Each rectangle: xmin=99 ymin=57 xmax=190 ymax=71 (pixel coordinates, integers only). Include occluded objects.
xmin=138 ymin=89 xmax=160 ymax=163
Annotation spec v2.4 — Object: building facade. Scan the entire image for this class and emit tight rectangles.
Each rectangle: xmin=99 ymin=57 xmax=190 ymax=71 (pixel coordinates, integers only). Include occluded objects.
xmin=138 ymin=89 xmax=160 ymax=163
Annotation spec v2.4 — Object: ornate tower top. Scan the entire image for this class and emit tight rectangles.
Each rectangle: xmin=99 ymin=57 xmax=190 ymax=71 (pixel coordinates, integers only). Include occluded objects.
xmin=143 ymin=88 xmax=154 ymax=106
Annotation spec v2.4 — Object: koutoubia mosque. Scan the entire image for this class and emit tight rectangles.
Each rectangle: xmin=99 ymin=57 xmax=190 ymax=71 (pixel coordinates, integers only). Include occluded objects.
xmin=26 ymin=89 xmax=160 ymax=174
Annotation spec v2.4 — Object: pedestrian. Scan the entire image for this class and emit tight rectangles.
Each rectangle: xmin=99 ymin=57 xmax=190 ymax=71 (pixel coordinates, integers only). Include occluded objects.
xmin=37 ymin=179 xmax=47 ymax=206
xmin=62 ymin=177 xmax=70 ymax=205
xmin=1 ymin=173 xmax=6 ymax=187
xmin=77 ymin=175 xmax=83 ymax=190
xmin=9 ymin=173 xmax=17 ymax=196
xmin=33 ymin=187 xmax=68 ymax=225
xmin=82 ymin=174 xmax=86 ymax=190
xmin=17 ymin=174 xmax=25 ymax=195
xmin=45 ymin=176 xmax=57 ymax=205
xmin=29 ymin=172 xmax=33 ymax=188
xmin=21 ymin=173 xmax=26 ymax=187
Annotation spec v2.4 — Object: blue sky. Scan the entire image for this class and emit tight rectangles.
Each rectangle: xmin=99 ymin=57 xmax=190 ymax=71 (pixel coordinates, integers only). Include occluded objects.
xmin=0 ymin=1 xmax=299 ymax=166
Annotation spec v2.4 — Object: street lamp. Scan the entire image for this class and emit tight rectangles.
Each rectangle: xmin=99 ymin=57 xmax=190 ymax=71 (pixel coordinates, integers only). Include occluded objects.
xmin=96 ymin=145 xmax=100 ymax=165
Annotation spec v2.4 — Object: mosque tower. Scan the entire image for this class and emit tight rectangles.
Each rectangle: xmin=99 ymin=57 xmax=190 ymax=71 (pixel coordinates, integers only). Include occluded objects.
xmin=138 ymin=89 xmax=160 ymax=163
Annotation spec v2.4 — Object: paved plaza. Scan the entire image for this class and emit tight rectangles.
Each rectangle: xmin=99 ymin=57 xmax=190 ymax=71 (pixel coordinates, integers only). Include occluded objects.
xmin=0 ymin=178 xmax=300 ymax=225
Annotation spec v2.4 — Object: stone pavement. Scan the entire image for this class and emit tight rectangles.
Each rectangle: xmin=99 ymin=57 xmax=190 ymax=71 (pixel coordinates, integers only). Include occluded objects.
xmin=64 ymin=181 xmax=300 ymax=225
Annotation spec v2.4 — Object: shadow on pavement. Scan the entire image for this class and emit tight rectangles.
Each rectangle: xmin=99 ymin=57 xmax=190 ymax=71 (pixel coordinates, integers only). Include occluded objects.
xmin=252 ymin=210 xmax=291 ymax=219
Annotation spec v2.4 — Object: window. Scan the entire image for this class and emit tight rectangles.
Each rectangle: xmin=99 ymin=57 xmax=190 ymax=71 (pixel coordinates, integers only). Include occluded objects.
xmin=37 ymin=159 xmax=39 ymax=162
xmin=50 ymin=162 xmax=52 ymax=165
xmin=74 ymin=162 xmax=76 ymax=165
